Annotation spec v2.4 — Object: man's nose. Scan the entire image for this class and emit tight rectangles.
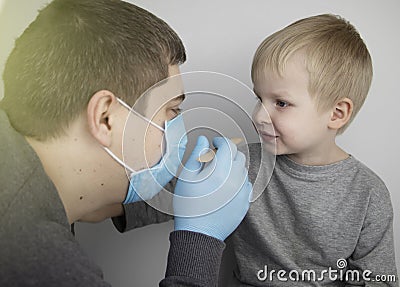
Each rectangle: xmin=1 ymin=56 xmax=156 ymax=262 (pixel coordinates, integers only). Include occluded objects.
xmin=252 ymin=102 xmax=272 ymax=125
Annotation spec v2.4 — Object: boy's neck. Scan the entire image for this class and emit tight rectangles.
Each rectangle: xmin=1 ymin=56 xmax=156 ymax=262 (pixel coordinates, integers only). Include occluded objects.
xmin=286 ymin=143 xmax=349 ymax=166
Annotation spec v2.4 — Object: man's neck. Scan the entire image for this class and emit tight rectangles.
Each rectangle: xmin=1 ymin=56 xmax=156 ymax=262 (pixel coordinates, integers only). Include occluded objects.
xmin=26 ymin=135 xmax=127 ymax=224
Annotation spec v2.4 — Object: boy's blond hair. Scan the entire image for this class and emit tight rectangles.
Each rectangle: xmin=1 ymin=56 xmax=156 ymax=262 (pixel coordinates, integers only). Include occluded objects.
xmin=252 ymin=14 xmax=373 ymax=134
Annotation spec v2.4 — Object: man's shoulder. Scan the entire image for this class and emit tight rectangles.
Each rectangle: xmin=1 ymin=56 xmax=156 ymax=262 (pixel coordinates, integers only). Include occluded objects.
xmin=0 ymin=218 xmax=109 ymax=287
xmin=0 ymin=109 xmax=40 ymax=193
xmin=0 ymin=109 xmax=66 ymax=222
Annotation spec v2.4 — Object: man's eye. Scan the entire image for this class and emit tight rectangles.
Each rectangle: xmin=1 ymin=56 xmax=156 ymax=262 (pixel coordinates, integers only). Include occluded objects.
xmin=276 ymin=100 xmax=288 ymax=108
xmin=171 ymin=108 xmax=182 ymax=115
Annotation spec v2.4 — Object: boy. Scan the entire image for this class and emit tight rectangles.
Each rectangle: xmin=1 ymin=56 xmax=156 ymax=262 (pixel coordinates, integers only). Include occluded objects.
xmin=229 ymin=14 xmax=398 ymax=286
xmin=0 ymin=0 xmax=252 ymax=286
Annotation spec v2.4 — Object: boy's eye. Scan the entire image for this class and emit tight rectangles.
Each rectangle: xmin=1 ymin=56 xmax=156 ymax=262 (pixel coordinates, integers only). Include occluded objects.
xmin=276 ymin=100 xmax=288 ymax=108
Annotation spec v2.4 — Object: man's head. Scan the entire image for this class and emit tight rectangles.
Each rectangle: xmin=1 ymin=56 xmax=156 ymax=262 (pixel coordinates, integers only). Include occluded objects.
xmin=0 ymin=0 xmax=187 ymax=222
xmin=1 ymin=0 xmax=186 ymax=141
xmin=252 ymin=14 xmax=372 ymax=136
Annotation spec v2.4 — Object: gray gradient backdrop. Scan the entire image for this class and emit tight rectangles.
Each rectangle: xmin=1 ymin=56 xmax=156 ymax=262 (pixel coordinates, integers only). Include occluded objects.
xmin=1 ymin=1 xmax=399 ymax=286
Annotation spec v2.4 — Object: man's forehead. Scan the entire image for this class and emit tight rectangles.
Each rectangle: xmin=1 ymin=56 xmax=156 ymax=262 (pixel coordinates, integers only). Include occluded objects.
xmin=135 ymin=89 xmax=184 ymax=118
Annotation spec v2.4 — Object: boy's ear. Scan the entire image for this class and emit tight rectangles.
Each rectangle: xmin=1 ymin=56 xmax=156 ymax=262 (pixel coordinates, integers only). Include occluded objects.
xmin=328 ymin=97 xmax=354 ymax=131
xmin=87 ymin=90 xmax=119 ymax=147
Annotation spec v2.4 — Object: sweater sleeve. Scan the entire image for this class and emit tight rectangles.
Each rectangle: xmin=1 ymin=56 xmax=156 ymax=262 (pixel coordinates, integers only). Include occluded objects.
xmin=159 ymin=231 xmax=226 ymax=287
xmin=346 ymin=181 xmax=398 ymax=286
xmin=112 ymin=179 xmax=176 ymax=232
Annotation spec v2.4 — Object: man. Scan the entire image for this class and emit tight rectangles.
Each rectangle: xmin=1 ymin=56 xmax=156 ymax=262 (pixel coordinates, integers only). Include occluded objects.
xmin=0 ymin=0 xmax=252 ymax=286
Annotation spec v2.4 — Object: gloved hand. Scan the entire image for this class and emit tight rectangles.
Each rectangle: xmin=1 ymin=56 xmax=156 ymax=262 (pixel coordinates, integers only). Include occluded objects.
xmin=174 ymin=136 xmax=252 ymax=241
xmin=124 ymin=114 xmax=187 ymax=203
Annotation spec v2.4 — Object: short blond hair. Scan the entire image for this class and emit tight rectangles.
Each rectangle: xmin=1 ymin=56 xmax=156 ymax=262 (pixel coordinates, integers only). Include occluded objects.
xmin=251 ymin=14 xmax=373 ymax=134
xmin=1 ymin=0 xmax=186 ymax=141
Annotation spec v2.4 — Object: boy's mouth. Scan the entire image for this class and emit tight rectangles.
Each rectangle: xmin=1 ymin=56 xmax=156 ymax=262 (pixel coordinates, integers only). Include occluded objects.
xmin=259 ymin=131 xmax=278 ymax=142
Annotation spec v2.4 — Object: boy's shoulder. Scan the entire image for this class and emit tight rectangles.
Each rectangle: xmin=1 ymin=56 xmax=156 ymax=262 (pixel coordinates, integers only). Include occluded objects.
xmin=348 ymin=156 xmax=392 ymax=210
xmin=239 ymin=143 xmax=273 ymax=184
xmin=240 ymin=142 xmax=263 ymax=165
xmin=349 ymin=156 xmax=389 ymax=192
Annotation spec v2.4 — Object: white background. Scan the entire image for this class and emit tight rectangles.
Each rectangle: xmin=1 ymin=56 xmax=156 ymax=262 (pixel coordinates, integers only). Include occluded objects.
xmin=1 ymin=1 xmax=399 ymax=286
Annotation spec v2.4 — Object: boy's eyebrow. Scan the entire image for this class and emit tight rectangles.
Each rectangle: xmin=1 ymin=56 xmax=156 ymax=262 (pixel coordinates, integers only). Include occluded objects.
xmin=253 ymin=89 xmax=292 ymax=99
xmin=271 ymin=91 xmax=291 ymax=98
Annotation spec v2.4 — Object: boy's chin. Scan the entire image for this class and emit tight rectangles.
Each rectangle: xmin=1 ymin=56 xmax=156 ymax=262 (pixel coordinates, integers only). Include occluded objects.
xmin=261 ymin=141 xmax=280 ymax=155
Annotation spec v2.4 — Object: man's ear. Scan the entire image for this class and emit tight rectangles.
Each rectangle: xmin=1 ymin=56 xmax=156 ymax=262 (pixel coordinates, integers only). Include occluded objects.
xmin=328 ymin=97 xmax=354 ymax=131
xmin=87 ymin=90 xmax=119 ymax=147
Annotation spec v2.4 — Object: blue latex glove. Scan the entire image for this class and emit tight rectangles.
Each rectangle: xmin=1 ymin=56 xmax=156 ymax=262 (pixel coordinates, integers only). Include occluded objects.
xmin=174 ymin=136 xmax=252 ymax=241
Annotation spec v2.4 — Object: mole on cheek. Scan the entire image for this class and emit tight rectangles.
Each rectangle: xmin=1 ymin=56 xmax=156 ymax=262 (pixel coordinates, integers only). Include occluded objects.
xmin=79 ymin=196 xmax=83 ymax=200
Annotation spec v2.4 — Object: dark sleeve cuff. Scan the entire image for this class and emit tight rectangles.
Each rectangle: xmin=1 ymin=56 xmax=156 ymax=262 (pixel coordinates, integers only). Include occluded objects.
xmin=112 ymin=202 xmax=173 ymax=233
xmin=163 ymin=230 xmax=225 ymax=286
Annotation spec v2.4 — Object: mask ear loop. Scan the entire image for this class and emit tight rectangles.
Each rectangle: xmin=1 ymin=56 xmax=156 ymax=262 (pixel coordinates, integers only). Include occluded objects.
xmin=103 ymin=146 xmax=136 ymax=174
xmin=116 ymin=98 xmax=164 ymax=132
xmin=103 ymin=97 xmax=166 ymax=174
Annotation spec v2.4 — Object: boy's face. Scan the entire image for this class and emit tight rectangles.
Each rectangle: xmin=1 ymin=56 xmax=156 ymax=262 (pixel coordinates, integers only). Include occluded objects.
xmin=252 ymin=52 xmax=332 ymax=158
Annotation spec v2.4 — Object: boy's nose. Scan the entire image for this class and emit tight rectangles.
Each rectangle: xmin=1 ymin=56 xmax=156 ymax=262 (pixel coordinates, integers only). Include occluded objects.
xmin=252 ymin=103 xmax=272 ymax=125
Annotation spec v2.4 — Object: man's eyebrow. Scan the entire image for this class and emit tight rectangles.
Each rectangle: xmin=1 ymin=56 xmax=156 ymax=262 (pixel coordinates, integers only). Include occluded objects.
xmin=170 ymin=93 xmax=185 ymax=103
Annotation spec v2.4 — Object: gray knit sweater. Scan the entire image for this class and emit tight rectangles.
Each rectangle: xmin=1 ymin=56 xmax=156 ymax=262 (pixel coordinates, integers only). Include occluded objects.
xmin=228 ymin=143 xmax=398 ymax=286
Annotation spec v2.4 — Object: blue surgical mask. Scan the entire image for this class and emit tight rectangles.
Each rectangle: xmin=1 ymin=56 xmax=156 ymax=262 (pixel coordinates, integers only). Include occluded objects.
xmin=104 ymin=98 xmax=187 ymax=203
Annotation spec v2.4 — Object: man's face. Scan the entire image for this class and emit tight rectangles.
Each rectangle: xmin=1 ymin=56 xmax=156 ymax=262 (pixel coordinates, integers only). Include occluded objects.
xmin=252 ymin=52 xmax=332 ymax=159
xmin=122 ymin=65 xmax=185 ymax=171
